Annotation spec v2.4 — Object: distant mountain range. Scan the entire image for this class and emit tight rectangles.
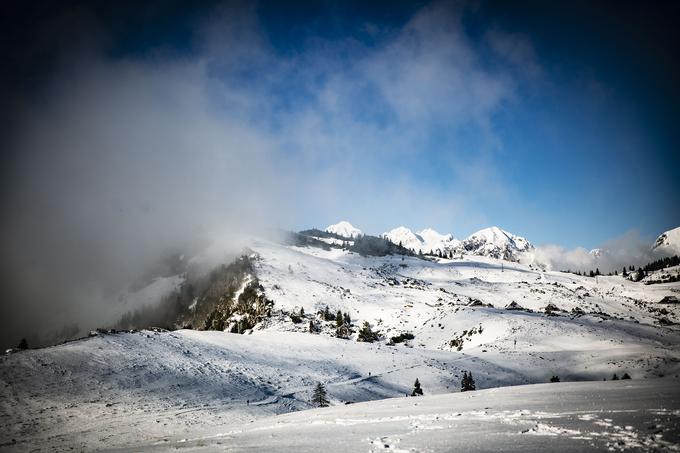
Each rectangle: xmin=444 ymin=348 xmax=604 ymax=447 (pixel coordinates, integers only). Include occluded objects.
xmin=325 ymin=221 xmax=680 ymax=264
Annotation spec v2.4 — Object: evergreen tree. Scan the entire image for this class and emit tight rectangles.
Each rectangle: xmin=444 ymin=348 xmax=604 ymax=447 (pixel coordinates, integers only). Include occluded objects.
xmin=622 ymin=267 xmax=627 ymax=277
xmin=550 ymin=375 xmax=560 ymax=383
xmin=300 ymin=307 xmax=305 ymax=317
xmin=323 ymin=305 xmax=332 ymax=321
xmin=595 ymin=268 xmax=600 ymax=276
xmin=411 ymin=378 xmax=423 ymax=396
xmin=612 ymin=373 xmax=619 ymax=381
xmin=312 ymin=382 xmax=330 ymax=407
xmin=343 ymin=312 xmax=351 ymax=326
xmin=357 ymin=321 xmax=379 ymax=342
xmin=461 ymin=371 xmax=476 ymax=392
xmin=309 ymin=320 xmax=316 ymax=333
xmin=621 ymin=372 xmax=631 ymax=380
xmin=589 ymin=270 xmax=595 ymax=278
xmin=17 ymin=338 xmax=28 ymax=350
xmin=336 ymin=310 xmax=350 ymax=338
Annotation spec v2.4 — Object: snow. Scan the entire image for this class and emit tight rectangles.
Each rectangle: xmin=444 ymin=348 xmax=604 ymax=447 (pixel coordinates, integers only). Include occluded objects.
xmin=462 ymin=226 xmax=533 ymax=261
xmin=653 ymin=226 xmax=680 ymax=255
xmin=325 ymin=221 xmax=362 ymax=238
xmin=382 ymin=226 xmax=460 ymax=253
xmin=2 ymin=235 xmax=680 ymax=451
xmin=154 ymin=378 xmax=679 ymax=452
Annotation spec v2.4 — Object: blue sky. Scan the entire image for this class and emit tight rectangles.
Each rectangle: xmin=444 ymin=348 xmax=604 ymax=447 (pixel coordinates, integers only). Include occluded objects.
xmin=2 ymin=0 xmax=679 ymax=250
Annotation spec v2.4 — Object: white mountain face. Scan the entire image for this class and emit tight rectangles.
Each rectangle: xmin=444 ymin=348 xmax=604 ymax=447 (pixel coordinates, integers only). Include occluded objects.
xmin=461 ymin=226 xmax=534 ymax=262
xmin=325 ymin=221 xmax=362 ymax=238
xmin=652 ymin=226 xmax=680 ymax=256
xmin=382 ymin=226 xmax=460 ymax=254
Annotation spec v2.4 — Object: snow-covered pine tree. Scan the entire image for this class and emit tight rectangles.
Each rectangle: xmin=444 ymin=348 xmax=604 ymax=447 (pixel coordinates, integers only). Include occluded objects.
xmin=411 ymin=378 xmax=423 ymax=396
xmin=312 ymin=382 xmax=329 ymax=407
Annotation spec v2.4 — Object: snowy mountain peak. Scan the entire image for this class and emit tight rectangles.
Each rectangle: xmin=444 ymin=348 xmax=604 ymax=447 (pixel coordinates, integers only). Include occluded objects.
xmin=652 ymin=226 xmax=680 ymax=255
xmin=325 ymin=221 xmax=362 ymax=238
xmin=383 ymin=226 xmax=460 ymax=254
xmin=382 ymin=226 xmax=424 ymax=251
xmin=463 ymin=226 xmax=533 ymax=262
xmin=417 ymin=228 xmax=453 ymax=244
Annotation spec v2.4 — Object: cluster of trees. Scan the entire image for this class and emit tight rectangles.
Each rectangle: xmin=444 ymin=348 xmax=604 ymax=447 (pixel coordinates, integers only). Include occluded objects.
xmin=335 ymin=310 xmax=352 ymax=338
xmin=563 ymin=255 xmax=679 ymax=283
xmin=349 ymin=235 xmax=414 ymax=257
xmin=460 ymin=371 xmax=476 ymax=392
xmin=643 ymin=255 xmax=680 ymax=272
xmin=609 ymin=373 xmax=631 ymax=380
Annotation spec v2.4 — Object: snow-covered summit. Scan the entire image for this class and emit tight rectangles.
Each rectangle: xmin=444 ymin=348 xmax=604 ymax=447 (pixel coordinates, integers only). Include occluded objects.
xmin=325 ymin=221 xmax=362 ymax=238
xmin=462 ymin=226 xmax=533 ymax=262
xmin=382 ymin=226 xmax=460 ymax=254
xmin=382 ymin=226 xmax=425 ymax=251
xmin=652 ymin=226 xmax=680 ymax=256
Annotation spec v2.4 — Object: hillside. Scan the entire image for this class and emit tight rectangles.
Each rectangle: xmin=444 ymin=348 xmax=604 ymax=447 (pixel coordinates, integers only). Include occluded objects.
xmin=2 ymin=232 xmax=680 ymax=451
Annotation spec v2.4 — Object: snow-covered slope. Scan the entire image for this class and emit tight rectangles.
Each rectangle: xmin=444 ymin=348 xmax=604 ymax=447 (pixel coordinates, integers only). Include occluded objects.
xmin=653 ymin=226 xmax=680 ymax=256
xmin=148 ymin=378 xmax=680 ymax=452
xmin=462 ymin=226 xmax=534 ymax=262
xmin=382 ymin=226 xmax=460 ymax=254
xmin=325 ymin=221 xmax=362 ymax=238
xmin=3 ymin=235 xmax=680 ymax=451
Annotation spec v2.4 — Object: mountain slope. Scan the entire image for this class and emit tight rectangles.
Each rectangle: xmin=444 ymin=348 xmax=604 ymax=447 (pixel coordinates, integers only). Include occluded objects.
xmin=382 ymin=226 xmax=460 ymax=254
xmin=462 ymin=226 xmax=533 ymax=262
xmin=2 ymin=234 xmax=680 ymax=451
xmin=325 ymin=221 xmax=362 ymax=238
xmin=653 ymin=226 xmax=680 ymax=256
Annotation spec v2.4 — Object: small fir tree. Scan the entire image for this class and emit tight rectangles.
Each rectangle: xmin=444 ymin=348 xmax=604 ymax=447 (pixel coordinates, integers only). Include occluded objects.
xmin=411 ymin=378 xmax=423 ymax=396
xmin=550 ymin=375 xmax=560 ymax=383
xmin=18 ymin=338 xmax=28 ymax=350
xmin=312 ymin=382 xmax=330 ymax=407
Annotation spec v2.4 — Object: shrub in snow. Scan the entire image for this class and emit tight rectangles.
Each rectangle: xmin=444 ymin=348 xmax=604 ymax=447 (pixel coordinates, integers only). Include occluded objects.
xmin=357 ymin=322 xmax=380 ymax=342
xmin=550 ymin=375 xmax=560 ymax=382
xmin=390 ymin=332 xmax=415 ymax=344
